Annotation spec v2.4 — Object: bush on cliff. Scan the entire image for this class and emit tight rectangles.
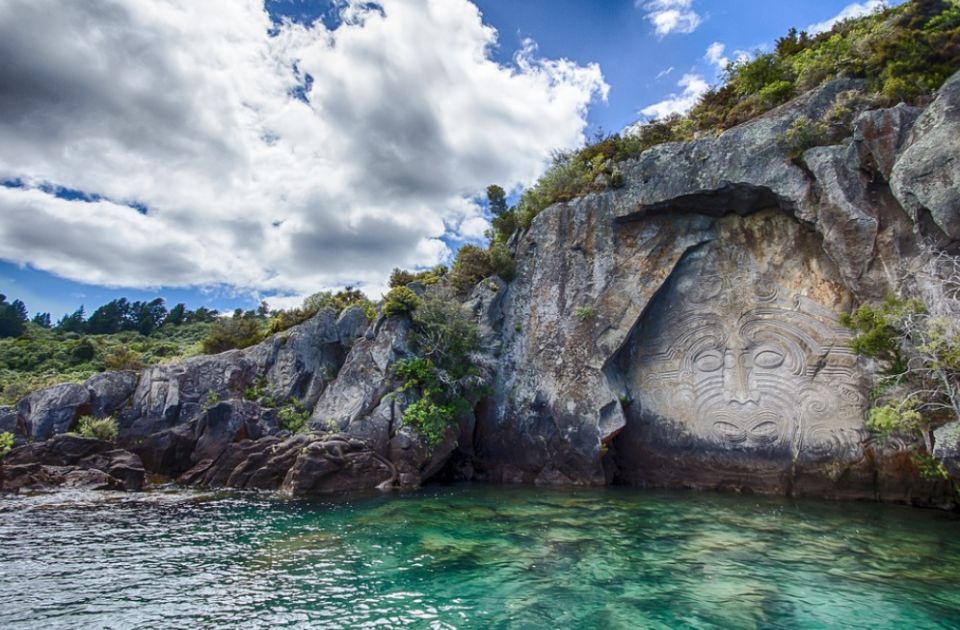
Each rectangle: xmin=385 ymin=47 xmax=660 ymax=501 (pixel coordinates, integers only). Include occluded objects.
xmin=0 ymin=431 xmax=13 ymax=460
xmin=393 ymin=290 xmax=485 ymax=446
xmin=76 ymin=416 xmax=119 ymax=443
xmin=382 ymin=286 xmax=421 ymax=317
xmin=201 ymin=315 xmax=265 ymax=354
xmin=843 ymin=251 xmax=960 ymax=479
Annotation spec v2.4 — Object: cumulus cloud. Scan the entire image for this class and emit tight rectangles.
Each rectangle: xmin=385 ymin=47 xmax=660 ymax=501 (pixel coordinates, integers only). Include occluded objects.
xmin=638 ymin=0 xmax=702 ymax=36
xmin=705 ymin=42 xmax=729 ymax=70
xmin=0 ymin=0 xmax=607 ymax=302
xmin=638 ymin=74 xmax=709 ymax=119
xmin=808 ymin=0 xmax=887 ymax=35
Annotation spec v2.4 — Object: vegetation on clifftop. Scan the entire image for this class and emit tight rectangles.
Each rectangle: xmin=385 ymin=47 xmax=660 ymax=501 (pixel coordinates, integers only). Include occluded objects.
xmin=490 ymin=0 xmax=960 ymax=236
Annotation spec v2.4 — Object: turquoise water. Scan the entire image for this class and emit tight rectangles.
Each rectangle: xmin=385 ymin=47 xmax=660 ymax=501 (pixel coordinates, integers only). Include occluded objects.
xmin=1 ymin=485 xmax=959 ymax=629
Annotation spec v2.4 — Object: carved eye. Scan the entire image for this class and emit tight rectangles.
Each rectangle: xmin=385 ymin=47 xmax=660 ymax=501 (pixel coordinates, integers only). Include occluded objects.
xmin=754 ymin=349 xmax=785 ymax=369
xmin=693 ymin=351 xmax=723 ymax=372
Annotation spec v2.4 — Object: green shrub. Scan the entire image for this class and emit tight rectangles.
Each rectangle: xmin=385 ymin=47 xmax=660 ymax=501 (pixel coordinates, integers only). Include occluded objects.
xmin=76 ymin=415 xmax=119 ymax=442
xmin=575 ymin=305 xmax=596 ymax=322
xmin=103 ymin=345 xmax=143 ymax=371
xmin=277 ymin=401 xmax=310 ymax=433
xmin=201 ymin=316 xmax=264 ymax=354
xmin=389 ymin=266 xmax=448 ymax=288
xmin=449 ymin=244 xmax=494 ymax=295
xmin=402 ymin=397 xmax=456 ymax=446
xmin=777 ymin=117 xmax=831 ymax=159
xmin=391 ymin=291 xmax=485 ymax=447
xmin=489 ymin=243 xmax=516 ymax=281
xmin=0 ymin=431 xmax=13 ymax=460
xmin=382 ymin=286 xmax=421 ymax=317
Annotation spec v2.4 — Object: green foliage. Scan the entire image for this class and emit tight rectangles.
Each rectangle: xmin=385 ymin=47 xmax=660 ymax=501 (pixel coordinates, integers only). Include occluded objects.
xmin=389 ymin=265 xmax=448 ymax=288
xmin=303 ymin=286 xmax=372 ymax=315
xmin=914 ymin=452 xmax=951 ymax=480
xmin=277 ymin=401 xmax=310 ymax=433
xmin=76 ymin=415 xmax=119 ymax=442
xmin=392 ymin=289 xmax=485 ymax=447
xmin=382 ymin=286 xmax=421 ymax=317
xmin=412 ymin=292 xmax=480 ymax=366
xmin=489 ymin=243 xmax=516 ymax=282
xmin=201 ymin=315 xmax=265 ymax=354
xmin=450 ymin=244 xmax=494 ymax=295
xmin=0 ymin=321 xmax=214 ymax=405
xmin=866 ymin=398 xmax=924 ymax=440
xmin=0 ymin=294 xmax=28 ymax=339
xmin=777 ymin=116 xmax=831 ymax=160
xmin=103 ymin=345 xmax=144 ymax=371
xmin=244 ymin=377 xmax=269 ymax=402
xmin=402 ymin=397 xmax=456 ymax=447
xmin=203 ymin=391 xmax=219 ymax=409
xmin=842 ymin=294 xmax=925 ymax=374
xmin=574 ymin=305 xmax=596 ymax=322
xmin=0 ymin=431 xmax=13 ymax=460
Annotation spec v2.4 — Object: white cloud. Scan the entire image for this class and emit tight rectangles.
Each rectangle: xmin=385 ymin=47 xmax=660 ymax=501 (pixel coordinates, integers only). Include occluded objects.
xmin=705 ymin=42 xmax=728 ymax=70
xmin=808 ymin=1 xmax=887 ymax=35
xmin=0 ymin=0 xmax=607 ymax=301
xmin=638 ymin=73 xmax=709 ymax=119
xmin=655 ymin=66 xmax=675 ymax=80
xmin=638 ymin=0 xmax=702 ymax=36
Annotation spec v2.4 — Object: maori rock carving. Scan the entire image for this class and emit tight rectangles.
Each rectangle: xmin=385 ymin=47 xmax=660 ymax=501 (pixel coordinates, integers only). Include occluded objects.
xmin=627 ymin=244 xmax=867 ymax=465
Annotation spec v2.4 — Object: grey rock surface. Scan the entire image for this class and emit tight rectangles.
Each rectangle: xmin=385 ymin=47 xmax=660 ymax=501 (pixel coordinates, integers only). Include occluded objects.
xmin=17 ymin=383 xmax=90 ymax=441
xmin=891 ymin=70 xmax=960 ymax=239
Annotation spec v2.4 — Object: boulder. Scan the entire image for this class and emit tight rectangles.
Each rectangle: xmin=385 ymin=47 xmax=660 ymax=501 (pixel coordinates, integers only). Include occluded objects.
xmin=181 ymin=432 xmax=395 ymax=497
xmin=891 ymin=69 xmax=960 ymax=239
xmin=280 ymin=436 xmax=395 ymax=497
xmin=853 ymin=103 xmax=923 ymax=181
xmin=933 ymin=421 xmax=960 ymax=479
xmin=0 ymin=405 xmax=27 ymax=446
xmin=17 ymin=383 xmax=90 ymax=440
xmin=191 ymin=399 xmax=277 ymax=464
xmin=77 ymin=450 xmax=145 ymax=491
xmin=309 ymin=315 xmax=413 ymax=431
xmin=2 ymin=434 xmax=144 ymax=492
xmin=5 ymin=434 xmax=113 ymax=466
xmin=84 ymin=371 xmax=138 ymax=417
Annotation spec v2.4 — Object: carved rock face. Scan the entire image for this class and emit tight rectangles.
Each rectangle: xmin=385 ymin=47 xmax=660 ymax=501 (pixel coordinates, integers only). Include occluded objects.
xmin=616 ymin=213 xmax=868 ymax=488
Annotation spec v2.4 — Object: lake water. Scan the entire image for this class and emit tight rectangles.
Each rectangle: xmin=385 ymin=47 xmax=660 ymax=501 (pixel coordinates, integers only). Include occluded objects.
xmin=1 ymin=484 xmax=959 ymax=629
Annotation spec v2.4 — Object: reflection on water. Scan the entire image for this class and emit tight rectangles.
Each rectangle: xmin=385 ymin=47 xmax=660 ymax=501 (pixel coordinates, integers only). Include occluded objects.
xmin=1 ymin=485 xmax=959 ymax=628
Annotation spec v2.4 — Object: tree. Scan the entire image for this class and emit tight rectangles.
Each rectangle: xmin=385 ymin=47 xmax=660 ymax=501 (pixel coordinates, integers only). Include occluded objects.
xmin=488 ymin=184 xmax=517 ymax=244
xmin=165 ymin=303 xmax=187 ymax=326
xmin=87 ymin=298 xmax=130 ymax=335
xmin=128 ymin=298 xmax=167 ymax=335
xmin=185 ymin=306 xmax=219 ymax=324
xmin=32 ymin=312 xmax=51 ymax=328
xmin=449 ymin=245 xmax=493 ymax=295
xmin=0 ymin=295 xmax=28 ymax=338
xmin=487 ymin=184 xmax=507 ymax=217
xmin=844 ymin=249 xmax=960 ymax=471
xmin=389 ymin=268 xmax=417 ymax=288
xmin=56 ymin=306 xmax=86 ymax=333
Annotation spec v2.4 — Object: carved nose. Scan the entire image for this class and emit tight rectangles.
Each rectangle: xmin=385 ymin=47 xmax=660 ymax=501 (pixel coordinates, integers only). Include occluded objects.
xmin=724 ymin=350 xmax=757 ymax=404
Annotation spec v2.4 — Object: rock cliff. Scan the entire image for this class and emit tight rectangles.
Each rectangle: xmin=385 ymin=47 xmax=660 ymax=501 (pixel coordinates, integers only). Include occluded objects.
xmin=3 ymin=70 xmax=959 ymax=504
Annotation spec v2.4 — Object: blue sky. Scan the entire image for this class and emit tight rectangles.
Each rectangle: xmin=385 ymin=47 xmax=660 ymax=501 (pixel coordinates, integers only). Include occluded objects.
xmin=0 ymin=0 xmax=897 ymax=320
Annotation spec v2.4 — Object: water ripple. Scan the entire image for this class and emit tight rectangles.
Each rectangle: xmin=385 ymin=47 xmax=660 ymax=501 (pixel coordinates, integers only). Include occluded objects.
xmin=2 ymin=486 xmax=960 ymax=628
